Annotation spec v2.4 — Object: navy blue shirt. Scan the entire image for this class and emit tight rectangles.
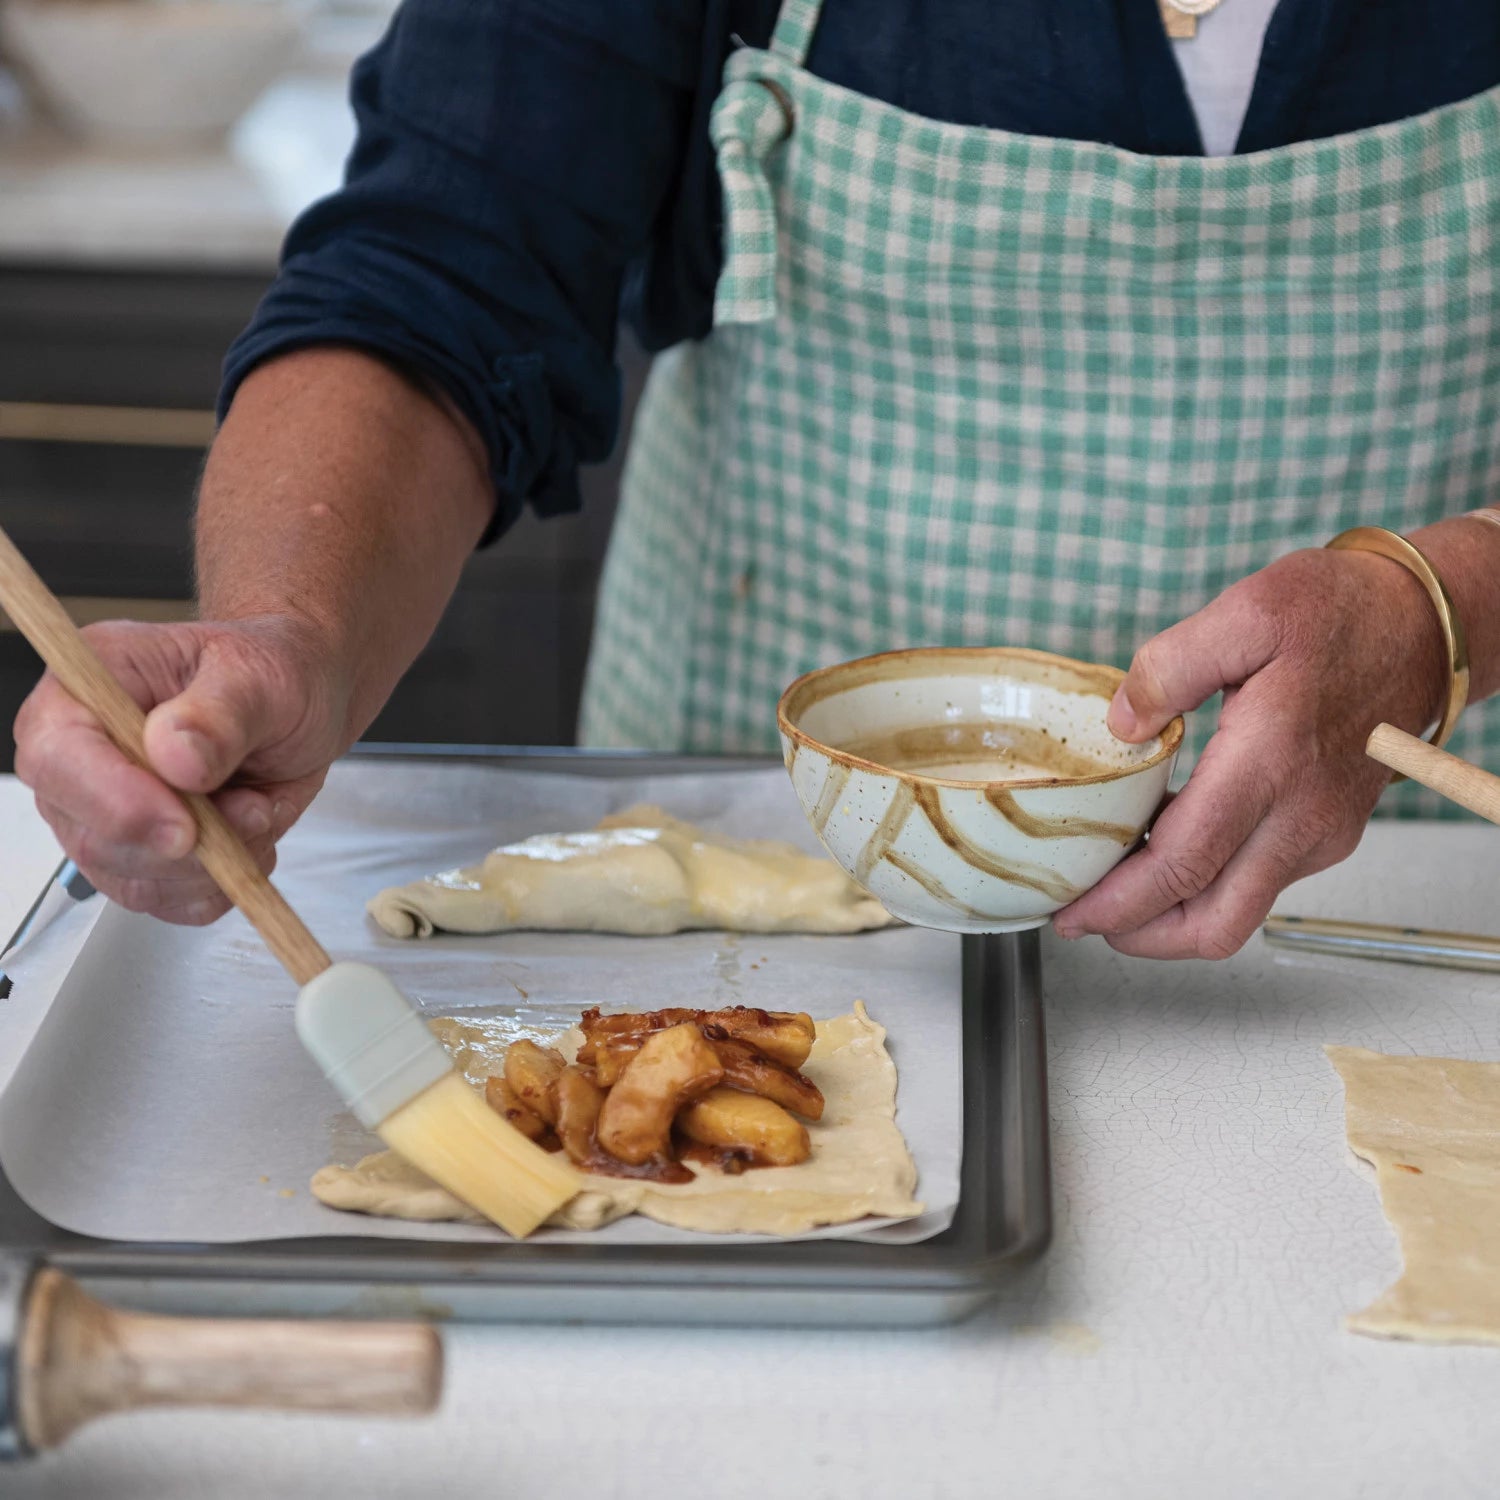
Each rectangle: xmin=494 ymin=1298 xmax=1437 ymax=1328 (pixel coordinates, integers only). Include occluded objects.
xmin=222 ymin=0 xmax=1500 ymax=539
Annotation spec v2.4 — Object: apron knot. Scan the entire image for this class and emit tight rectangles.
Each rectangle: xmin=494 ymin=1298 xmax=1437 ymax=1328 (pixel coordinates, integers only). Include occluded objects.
xmin=710 ymin=76 xmax=795 ymax=325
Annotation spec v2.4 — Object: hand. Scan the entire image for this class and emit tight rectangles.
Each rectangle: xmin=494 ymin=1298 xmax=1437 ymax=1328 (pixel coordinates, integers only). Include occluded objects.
xmin=13 ymin=615 xmax=350 ymax=925
xmin=1052 ymin=547 xmax=1447 ymax=960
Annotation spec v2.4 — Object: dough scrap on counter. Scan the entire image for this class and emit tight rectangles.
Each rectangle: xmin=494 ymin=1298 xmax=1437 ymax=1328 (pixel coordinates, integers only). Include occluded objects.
xmin=366 ymin=805 xmax=894 ymax=939
xmin=1327 ymin=1045 xmax=1500 ymax=1345
xmin=313 ymin=1004 xmax=922 ymax=1237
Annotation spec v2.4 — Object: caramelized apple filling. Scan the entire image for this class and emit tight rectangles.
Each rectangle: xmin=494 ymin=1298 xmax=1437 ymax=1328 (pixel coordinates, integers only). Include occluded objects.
xmin=484 ymin=1006 xmax=826 ymax=1182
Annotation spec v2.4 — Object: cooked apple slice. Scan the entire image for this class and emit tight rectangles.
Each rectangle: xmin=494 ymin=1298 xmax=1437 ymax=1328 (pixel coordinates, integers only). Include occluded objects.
xmin=703 ymin=1035 xmax=824 ymax=1120
xmin=482 ymin=1076 xmax=550 ymax=1141
xmin=678 ymin=1087 xmax=810 ymax=1166
xmin=596 ymin=1023 xmax=723 ymax=1165
xmin=502 ymin=1039 xmax=566 ymax=1125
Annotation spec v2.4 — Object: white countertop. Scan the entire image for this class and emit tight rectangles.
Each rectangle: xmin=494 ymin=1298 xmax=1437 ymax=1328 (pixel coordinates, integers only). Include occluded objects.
xmin=3 ymin=771 xmax=1500 ymax=1497
xmin=0 ymin=23 xmax=367 ymax=271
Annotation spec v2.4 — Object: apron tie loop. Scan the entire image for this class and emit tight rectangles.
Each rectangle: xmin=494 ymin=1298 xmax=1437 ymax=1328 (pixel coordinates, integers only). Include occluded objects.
xmin=710 ymin=77 xmax=795 ymax=325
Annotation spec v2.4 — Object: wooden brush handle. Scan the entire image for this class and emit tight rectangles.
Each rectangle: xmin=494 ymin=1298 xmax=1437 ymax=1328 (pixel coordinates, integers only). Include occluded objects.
xmin=18 ymin=1269 xmax=442 ymax=1449
xmin=0 ymin=525 xmax=330 ymax=984
xmin=1367 ymin=722 xmax=1500 ymax=826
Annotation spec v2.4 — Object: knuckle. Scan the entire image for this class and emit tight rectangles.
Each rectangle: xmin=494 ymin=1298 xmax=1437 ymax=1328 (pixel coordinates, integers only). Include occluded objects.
xmin=108 ymin=876 xmax=161 ymax=916
xmin=1194 ymin=922 xmax=1254 ymax=963
xmin=66 ymin=829 xmax=116 ymax=882
xmin=1297 ymin=798 xmax=1345 ymax=852
xmin=77 ymin=619 xmax=138 ymax=656
xmin=1229 ymin=571 xmax=1291 ymax=654
xmin=33 ymin=799 xmax=78 ymax=851
xmin=173 ymin=896 xmax=231 ymax=927
xmin=11 ymin=738 xmax=40 ymax=791
xmin=67 ymin=828 xmax=162 ymax=888
xmin=1325 ymin=820 xmax=1364 ymax=864
xmin=1130 ymin=639 xmax=1170 ymax=705
xmin=1149 ymin=846 xmax=1221 ymax=906
xmin=1260 ymin=741 xmax=1302 ymax=793
xmin=11 ymin=687 xmax=41 ymax=746
xmin=93 ymin=797 xmax=160 ymax=849
xmin=12 ymin=714 xmax=65 ymax=793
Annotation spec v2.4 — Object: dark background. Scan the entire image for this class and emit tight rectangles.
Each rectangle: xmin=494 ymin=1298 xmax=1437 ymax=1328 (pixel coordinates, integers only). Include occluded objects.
xmin=0 ymin=265 xmax=648 ymax=771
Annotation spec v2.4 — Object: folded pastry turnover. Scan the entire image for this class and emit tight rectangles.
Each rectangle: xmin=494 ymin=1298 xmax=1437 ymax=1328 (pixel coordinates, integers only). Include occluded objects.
xmin=367 ymin=805 xmax=895 ymax=939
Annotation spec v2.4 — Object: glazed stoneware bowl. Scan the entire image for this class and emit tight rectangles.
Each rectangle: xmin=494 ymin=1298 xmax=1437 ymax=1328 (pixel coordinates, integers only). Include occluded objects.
xmin=778 ymin=647 xmax=1183 ymax=934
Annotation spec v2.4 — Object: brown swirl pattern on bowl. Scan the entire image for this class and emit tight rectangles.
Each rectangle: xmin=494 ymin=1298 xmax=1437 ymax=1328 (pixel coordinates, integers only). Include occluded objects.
xmin=778 ymin=647 xmax=1183 ymax=933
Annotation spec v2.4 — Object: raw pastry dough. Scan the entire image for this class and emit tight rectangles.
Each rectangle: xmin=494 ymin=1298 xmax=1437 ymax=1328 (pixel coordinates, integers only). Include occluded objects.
xmin=1327 ymin=1045 xmax=1500 ymax=1345
xmin=367 ymin=805 xmax=894 ymax=939
xmin=312 ymin=1004 xmax=922 ymax=1236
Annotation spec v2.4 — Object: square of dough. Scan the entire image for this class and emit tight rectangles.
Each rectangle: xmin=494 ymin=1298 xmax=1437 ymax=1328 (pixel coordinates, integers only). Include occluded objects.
xmin=1327 ymin=1045 xmax=1500 ymax=1345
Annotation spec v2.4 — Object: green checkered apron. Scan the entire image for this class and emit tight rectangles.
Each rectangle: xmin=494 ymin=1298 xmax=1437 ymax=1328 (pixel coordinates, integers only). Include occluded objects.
xmin=580 ymin=0 xmax=1500 ymax=815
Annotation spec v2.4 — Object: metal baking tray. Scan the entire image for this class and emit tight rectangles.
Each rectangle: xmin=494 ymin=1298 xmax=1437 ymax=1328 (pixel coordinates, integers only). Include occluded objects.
xmin=0 ymin=750 xmax=1051 ymax=1328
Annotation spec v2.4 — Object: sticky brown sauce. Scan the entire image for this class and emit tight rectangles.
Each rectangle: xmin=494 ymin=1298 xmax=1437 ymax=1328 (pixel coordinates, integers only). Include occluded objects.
xmin=839 ymin=722 xmax=1108 ymax=780
xmin=677 ymin=1139 xmax=770 ymax=1176
xmin=577 ymin=1147 xmax=694 ymax=1185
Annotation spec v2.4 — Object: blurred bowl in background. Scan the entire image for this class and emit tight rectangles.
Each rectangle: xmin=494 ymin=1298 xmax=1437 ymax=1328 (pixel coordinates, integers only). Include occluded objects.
xmin=0 ymin=0 xmax=304 ymax=147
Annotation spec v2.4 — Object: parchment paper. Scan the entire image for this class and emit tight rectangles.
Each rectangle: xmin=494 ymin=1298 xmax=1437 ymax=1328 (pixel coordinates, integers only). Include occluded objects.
xmin=0 ymin=761 xmax=963 ymax=1246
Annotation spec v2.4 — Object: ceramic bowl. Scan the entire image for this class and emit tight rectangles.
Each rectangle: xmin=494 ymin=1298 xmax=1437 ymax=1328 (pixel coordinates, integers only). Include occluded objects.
xmin=778 ymin=647 xmax=1183 ymax=933
xmin=1 ymin=0 xmax=303 ymax=147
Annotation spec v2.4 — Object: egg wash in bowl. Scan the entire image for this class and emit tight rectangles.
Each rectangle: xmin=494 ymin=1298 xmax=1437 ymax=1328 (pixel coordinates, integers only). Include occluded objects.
xmin=778 ymin=648 xmax=1182 ymax=933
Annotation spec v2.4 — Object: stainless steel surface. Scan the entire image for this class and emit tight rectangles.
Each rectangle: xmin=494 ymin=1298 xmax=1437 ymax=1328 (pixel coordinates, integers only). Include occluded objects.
xmin=1264 ymin=913 xmax=1500 ymax=973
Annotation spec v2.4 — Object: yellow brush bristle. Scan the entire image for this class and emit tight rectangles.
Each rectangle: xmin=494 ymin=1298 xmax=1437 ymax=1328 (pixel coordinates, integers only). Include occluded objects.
xmin=377 ymin=1073 xmax=579 ymax=1238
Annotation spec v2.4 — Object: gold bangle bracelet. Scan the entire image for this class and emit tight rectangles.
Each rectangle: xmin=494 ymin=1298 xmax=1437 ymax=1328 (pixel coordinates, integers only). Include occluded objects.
xmin=1324 ymin=526 xmax=1470 ymax=777
xmin=1466 ymin=507 xmax=1500 ymax=536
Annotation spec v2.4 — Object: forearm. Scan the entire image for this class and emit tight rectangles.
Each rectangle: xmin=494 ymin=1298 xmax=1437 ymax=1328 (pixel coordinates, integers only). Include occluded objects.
xmin=1406 ymin=510 xmax=1500 ymax=706
xmin=197 ymin=347 xmax=494 ymax=744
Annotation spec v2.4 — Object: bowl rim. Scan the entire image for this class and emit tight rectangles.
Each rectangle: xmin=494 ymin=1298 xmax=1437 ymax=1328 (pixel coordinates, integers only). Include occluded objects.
xmin=776 ymin=645 xmax=1185 ymax=791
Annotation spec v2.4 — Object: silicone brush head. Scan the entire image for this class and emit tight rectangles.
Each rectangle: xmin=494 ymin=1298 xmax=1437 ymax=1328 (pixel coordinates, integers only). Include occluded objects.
xmin=296 ymin=962 xmax=578 ymax=1238
xmin=377 ymin=1072 xmax=578 ymax=1238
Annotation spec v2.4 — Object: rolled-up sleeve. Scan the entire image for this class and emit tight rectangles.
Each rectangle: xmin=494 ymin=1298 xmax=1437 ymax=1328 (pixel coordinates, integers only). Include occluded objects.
xmin=220 ymin=0 xmax=706 ymax=538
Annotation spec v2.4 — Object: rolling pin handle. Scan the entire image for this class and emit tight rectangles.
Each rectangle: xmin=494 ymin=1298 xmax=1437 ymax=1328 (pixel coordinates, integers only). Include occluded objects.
xmin=12 ymin=1269 xmax=442 ymax=1454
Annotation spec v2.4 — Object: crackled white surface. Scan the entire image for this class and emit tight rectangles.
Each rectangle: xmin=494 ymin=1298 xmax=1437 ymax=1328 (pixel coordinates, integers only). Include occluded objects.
xmin=4 ymin=773 xmax=1500 ymax=1498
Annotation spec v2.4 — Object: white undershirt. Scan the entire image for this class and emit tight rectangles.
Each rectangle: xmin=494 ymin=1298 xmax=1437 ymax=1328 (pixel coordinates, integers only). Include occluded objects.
xmin=1171 ymin=0 xmax=1283 ymax=156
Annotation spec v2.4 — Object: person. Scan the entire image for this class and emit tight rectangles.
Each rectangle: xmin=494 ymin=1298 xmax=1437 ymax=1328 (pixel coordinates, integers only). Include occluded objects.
xmin=13 ymin=0 xmax=1500 ymax=960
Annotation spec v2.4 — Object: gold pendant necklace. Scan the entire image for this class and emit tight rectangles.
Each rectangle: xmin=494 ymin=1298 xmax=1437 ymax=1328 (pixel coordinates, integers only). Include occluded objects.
xmin=1158 ymin=0 xmax=1225 ymax=39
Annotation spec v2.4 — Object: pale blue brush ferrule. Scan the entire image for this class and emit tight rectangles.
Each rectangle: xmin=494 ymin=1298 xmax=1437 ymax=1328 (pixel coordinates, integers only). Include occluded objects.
xmin=295 ymin=962 xmax=451 ymax=1129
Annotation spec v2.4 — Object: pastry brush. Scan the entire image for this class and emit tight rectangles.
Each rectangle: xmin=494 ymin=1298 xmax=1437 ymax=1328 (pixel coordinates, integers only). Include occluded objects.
xmin=0 ymin=524 xmax=578 ymax=1237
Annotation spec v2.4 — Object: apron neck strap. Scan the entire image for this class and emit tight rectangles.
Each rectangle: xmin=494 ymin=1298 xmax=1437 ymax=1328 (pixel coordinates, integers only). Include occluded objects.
xmin=768 ymin=0 xmax=825 ymax=66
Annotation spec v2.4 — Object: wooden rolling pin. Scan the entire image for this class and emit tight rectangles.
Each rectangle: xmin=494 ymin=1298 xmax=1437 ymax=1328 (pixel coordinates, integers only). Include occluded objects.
xmin=1 ymin=1261 xmax=442 ymax=1457
xmin=1366 ymin=723 xmax=1500 ymax=826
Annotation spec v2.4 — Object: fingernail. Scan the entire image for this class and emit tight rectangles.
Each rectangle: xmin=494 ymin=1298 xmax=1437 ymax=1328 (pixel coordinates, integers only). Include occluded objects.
xmin=237 ymin=803 xmax=271 ymax=838
xmin=151 ymin=820 xmax=195 ymax=859
xmin=169 ymin=722 xmax=220 ymax=780
xmin=1053 ymin=923 xmax=1082 ymax=941
xmin=271 ymin=798 xmax=297 ymax=834
xmin=1107 ymin=685 xmax=1138 ymax=739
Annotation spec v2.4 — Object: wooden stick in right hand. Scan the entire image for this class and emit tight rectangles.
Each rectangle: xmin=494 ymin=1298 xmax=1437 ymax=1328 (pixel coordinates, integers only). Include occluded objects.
xmin=0 ymin=523 xmax=331 ymax=984
xmin=1366 ymin=722 xmax=1500 ymax=826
